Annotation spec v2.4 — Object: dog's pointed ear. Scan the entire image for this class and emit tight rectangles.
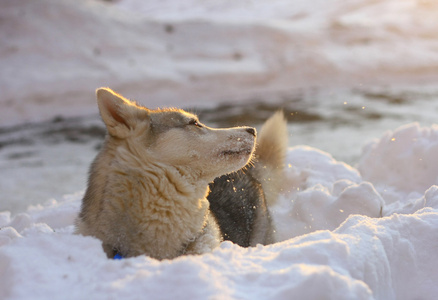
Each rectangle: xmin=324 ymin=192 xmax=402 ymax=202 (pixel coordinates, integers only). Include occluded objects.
xmin=96 ymin=88 xmax=150 ymax=138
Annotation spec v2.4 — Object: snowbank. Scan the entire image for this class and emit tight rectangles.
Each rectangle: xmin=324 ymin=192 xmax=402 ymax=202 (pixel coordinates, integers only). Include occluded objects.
xmin=359 ymin=123 xmax=438 ymax=214
xmin=2 ymin=0 xmax=438 ymax=126
xmin=2 ymin=123 xmax=438 ymax=299
xmin=272 ymin=146 xmax=383 ymax=241
xmin=2 ymin=208 xmax=437 ymax=300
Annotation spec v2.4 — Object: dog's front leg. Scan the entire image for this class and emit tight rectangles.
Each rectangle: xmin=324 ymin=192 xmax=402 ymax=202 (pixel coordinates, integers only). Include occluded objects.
xmin=184 ymin=213 xmax=222 ymax=255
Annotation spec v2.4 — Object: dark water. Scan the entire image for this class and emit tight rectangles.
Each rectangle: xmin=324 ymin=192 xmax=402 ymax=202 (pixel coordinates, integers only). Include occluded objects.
xmin=196 ymin=87 xmax=436 ymax=127
xmin=2 ymin=85 xmax=438 ymax=163
xmin=196 ymin=85 xmax=438 ymax=163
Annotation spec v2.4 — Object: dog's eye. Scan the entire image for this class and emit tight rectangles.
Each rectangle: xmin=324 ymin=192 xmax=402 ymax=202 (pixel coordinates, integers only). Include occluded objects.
xmin=188 ymin=119 xmax=203 ymax=128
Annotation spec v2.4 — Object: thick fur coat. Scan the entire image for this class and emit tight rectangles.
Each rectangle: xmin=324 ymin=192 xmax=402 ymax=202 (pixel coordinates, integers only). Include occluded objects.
xmin=75 ymin=88 xmax=287 ymax=260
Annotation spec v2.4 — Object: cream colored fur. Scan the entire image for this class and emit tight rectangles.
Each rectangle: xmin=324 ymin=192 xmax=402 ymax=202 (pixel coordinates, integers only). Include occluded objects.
xmin=254 ymin=111 xmax=288 ymax=206
xmin=75 ymin=88 xmax=256 ymax=259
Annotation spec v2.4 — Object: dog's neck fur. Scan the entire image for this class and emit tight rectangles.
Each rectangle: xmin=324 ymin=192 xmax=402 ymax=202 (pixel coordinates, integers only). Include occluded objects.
xmin=78 ymin=139 xmax=215 ymax=259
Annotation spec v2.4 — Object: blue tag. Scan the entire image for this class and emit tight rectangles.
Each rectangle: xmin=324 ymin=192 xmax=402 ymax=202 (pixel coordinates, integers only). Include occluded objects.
xmin=114 ymin=253 xmax=124 ymax=260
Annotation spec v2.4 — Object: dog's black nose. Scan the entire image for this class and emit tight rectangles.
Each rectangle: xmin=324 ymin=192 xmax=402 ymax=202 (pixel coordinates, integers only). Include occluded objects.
xmin=246 ymin=127 xmax=256 ymax=136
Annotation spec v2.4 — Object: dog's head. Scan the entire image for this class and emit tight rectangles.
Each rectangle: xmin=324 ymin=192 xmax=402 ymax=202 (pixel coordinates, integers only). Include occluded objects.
xmin=96 ymin=88 xmax=256 ymax=181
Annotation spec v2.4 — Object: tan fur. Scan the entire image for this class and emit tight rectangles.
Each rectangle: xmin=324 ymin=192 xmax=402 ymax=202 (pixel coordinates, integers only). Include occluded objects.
xmin=254 ymin=111 xmax=288 ymax=206
xmin=248 ymin=111 xmax=288 ymax=245
xmin=75 ymin=88 xmax=256 ymax=259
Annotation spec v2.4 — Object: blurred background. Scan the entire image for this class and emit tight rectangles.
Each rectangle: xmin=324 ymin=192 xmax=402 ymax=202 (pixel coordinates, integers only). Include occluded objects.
xmin=1 ymin=0 xmax=438 ymax=214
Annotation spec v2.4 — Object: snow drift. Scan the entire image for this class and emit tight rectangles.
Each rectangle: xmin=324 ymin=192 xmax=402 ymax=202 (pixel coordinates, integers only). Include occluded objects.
xmin=1 ymin=123 xmax=438 ymax=300
xmin=2 ymin=0 xmax=438 ymax=126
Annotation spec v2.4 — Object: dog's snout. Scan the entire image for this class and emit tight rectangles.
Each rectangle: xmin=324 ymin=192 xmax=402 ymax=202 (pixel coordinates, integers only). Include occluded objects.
xmin=246 ymin=127 xmax=256 ymax=137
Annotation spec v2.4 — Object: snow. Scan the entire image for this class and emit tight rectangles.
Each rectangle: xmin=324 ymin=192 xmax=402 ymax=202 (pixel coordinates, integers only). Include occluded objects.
xmin=2 ymin=0 xmax=438 ymax=298
xmin=2 ymin=125 xmax=438 ymax=299
xmin=359 ymin=123 xmax=438 ymax=213
xmin=273 ymin=146 xmax=383 ymax=240
xmin=2 ymin=0 xmax=438 ymax=126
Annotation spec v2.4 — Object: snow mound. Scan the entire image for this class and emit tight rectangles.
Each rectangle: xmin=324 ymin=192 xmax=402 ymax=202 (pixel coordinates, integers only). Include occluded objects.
xmin=1 ymin=204 xmax=437 ymax=299
xmin=2 ymin=123 xmax=438 ymax=299
xmin=273 ymin=146 xmax=383 ymax=241
xmin=359 ymin=123 xmax=438 ymax=214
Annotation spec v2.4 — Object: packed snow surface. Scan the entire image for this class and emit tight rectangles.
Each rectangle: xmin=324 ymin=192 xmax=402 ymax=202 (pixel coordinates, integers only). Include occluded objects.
xmin=2 ymin=123 xmax=438 ymax=299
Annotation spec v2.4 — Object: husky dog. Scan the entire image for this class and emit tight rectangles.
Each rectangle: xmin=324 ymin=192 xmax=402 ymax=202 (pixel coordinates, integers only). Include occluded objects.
xmin=75 ymin=88 xmax=287 ymax=260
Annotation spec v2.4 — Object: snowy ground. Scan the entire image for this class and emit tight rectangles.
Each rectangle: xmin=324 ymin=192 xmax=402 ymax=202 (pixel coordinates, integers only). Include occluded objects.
xmin=2 ymin=126 xmax=438 ymax=299
xmin=2 ymin=0 xmax=438 ymax=299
